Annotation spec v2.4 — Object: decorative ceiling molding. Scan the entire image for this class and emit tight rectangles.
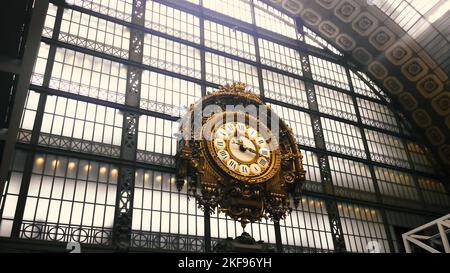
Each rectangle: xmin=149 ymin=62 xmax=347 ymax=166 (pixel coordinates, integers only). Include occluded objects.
xmin=263 ymin=0 xmax=450 ymax=171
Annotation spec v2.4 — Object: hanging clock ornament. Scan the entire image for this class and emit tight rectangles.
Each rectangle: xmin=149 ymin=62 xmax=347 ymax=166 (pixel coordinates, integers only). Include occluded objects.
xmin=175 ymin=82 xmax=305 ymax=228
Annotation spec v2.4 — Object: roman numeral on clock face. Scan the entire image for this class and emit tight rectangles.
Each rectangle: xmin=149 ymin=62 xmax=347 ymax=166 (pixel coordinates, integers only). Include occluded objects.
xmin=247 ymin=127 xmax=258 ymax=139
xmin=214 ymin=139 xmax=226 ymax=149
xmin=227 ymin=159 xmax=238 ymax=170
xmin=250 ymin=163 xmax=262 ymax=175
xmin=239 ymin=164 xmax=250 ymax=175
xmin=218 ymin=150 xmax=229 ymax=161
xmin=215 ymin=128 xmax=228 ymax=139
xmin=256 ymin=137 xmax=266 ymax=147
xmin=257 ymin=157 xmax=268 ymax=168
xmin=236 ymin=123 xmax=246 ymax=133
xmin=260 ymin=148 xmax=270 ymax=157
xmin=225 ymin=123 xmax=235 ymax=134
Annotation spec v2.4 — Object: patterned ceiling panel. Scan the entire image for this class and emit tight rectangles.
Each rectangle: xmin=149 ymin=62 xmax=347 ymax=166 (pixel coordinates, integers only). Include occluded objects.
xmin=264 ymin=0 xmax=450 ymax=172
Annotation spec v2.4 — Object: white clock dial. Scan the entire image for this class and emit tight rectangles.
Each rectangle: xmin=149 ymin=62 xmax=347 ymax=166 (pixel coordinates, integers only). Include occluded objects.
xmin=214 ymin=138 xmax=226 ymax=149
xmin=229 ymin=136 xmax=257 ymax=163
xmin=250 ymin=163 xmax=262 ymax=175
xmin=255 ymin=136 xmax=267 ymax=147
xmin=239 ymin=164 xmax=250 ymax=176
xmin=207 ymin=113 xmax=279 ymax=180
xmin=226 ymin=159 xmax=239 ymax=171
xmin=217 ymin=150 xmax=230 ymax=161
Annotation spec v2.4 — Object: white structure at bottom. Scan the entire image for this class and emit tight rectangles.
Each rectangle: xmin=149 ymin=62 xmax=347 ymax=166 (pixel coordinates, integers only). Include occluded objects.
xmin=403 ymin=213 xmax=450 ymax=253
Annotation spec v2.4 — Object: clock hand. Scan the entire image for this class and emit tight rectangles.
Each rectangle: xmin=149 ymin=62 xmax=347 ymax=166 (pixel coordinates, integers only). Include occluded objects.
xmin=238 ymin=136 xmax=244 ymax=145
xmin=243 ymin=146 xmax=270 ymax=159
xmin=231 ymin=137 xmax=267 ymax=157
xmin=230 ymin=138 xmax=243 ymax=146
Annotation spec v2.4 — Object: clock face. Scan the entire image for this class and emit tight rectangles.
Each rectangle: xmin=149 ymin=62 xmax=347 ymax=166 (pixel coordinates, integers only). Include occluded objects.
xmin=205 ymin=112 xmax=280 ymax=183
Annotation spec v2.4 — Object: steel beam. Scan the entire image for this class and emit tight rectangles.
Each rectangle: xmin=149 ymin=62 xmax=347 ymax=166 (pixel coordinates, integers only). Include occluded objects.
xmin=112 ymin=0 xmax=146 ymax=252
xmin=0 ymin=57 xmax=23 ymax=74
xmin=0 ymin=0 xmax=49 ymax=210
xmin=295 ymin=21 xmax=347 ymax=252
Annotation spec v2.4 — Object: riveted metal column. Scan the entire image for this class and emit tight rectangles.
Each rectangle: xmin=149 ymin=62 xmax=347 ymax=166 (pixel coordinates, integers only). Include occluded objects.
xmin=112 ymin=0 xmax=145 ymax=252
xmin=11 ymin=4 xmax=62 ymax=238
xmin=0 ymin=0 xmax=49 ymax=210
xmin=250 ymin=0 xmax=266 ymax=99
xmin=198 ymin=0 xmax=212 ymax=253
xmin=296 ymin=21 xmax=347 ymax=252
xmin=346 ymin=67 xmax=395 ymax=253
xmin=199 ymin=0 xmax=207 ymax=99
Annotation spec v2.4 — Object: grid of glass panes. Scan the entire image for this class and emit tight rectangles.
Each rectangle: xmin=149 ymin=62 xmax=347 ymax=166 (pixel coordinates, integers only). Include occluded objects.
xmin=39 ymin=96 xmax=123 ymax=156
xmin=19 ymin=91 xmax=40 ymax=137
xmin=0 ymin=150 xmax=26 ymax=238
xmin=7 ymin=0 xmax=450 ymax=253
xmin=140 ymin=70 xmax=201 ymax=117
xmin=259 ymin=39 xmax=302 ymax=75
xmin=203 ymin=0 xmax=253 ymax=24
xmin=280 ymin=196 xmax=334 ymax=252
xmin=309 ymin=56 xmax=350 ymax=90
xmin=365 ymin=129 xmax=410 ymax=169
xmin=357 ymin=71 xmax=390 ymax=102
xmin=406 ymin=142 xmax=436 ymax=174
xmin=205 ymin=52 xmax=260 ymax=92
xmin=357 ymin=98 xmax=399 ymax=133
xmin=143 ymin=34 xmax=202 ymax=79
xmin=137 ymin=115 xmax=178 ymax=157
xmin=399 ymin=118 xmax=414 ymax=138
xmin=132 ymin=170 xmax=205 ymax=251
xmin=269 ymin=104 xmax=315 ymax=147
xmin=262 ymin=69 xmax=308 ymax=108
xmin=320 ymin=117 xmax=366 ymax=159
xmin=374 ymin=167 xmax=419 ymax=201
xmin=211 ymin=208 xmax=276 ymax=245
xmin=303 ymin=27 xmax=343 ymax=56
xmin=73 ymin=0 xmax=133 ymax=22
xmin=350 ymin=71 xmax=390 ymax=101
xmin=300 ymin=150 xmax=321 ymax=183
xmin=50 ymin=47 xmax=127 ymax=104
xmin=145 ymin=0 xmax=200 ymax=44
xmin=42 ymin=4 xmax=57 ymax=38
xmin=417 ymin=177 xmax=450 ymax=207
xmin=20 ymin=153 xmax=118 ymax=245
xmin=315 ymin=85 xmax=357 ymax=122
xmin=337 ymin=202 xmax=390 ymax=253
xmin=374 ymin=0 xmax=442 ymax=35
xmin=31 ymin=43 xmax=50 ymax=86
xmin=204 ymin=20 xmax=256 ymax=61
xmin=59 ymin=9 xmax=130 ymax=58
xmin=253 ymin=0 xmax=297 ymax=39
xmin=329 ymin=156 xmax=375 ymax=193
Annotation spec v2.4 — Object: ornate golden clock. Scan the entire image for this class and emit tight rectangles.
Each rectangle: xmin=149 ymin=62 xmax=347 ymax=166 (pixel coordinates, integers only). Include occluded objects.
xmin=175 ymin=83 xmax=305 ymax=227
